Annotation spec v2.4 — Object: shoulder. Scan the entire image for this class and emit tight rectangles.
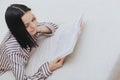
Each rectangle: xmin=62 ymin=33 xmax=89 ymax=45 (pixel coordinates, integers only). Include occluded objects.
xmin=0 ymin=31 xmax=21 ymax=55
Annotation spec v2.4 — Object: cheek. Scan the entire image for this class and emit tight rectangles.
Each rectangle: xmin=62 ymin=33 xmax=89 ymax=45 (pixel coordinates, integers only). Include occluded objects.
xmin=33 ymin=21 xmax=37 ymax=26
xmin=26 ymin=27 xmax=34 ymax=36
xmin=26 ymin=25 xmax=37 ymax=35
xmin=26 ymin=28 xmax=31 ymax=33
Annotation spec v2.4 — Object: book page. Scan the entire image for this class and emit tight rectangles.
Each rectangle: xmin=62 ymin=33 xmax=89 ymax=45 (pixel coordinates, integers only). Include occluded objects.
xmin=50 ymin=17 xmax=83 ymax=59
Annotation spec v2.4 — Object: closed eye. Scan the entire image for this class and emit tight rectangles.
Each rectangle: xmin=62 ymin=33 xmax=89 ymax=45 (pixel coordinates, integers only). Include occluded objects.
xmin=25 ymin=23 xmax=29 ymax=28
xmin=32 ymin=18 xmax=36 ymax=22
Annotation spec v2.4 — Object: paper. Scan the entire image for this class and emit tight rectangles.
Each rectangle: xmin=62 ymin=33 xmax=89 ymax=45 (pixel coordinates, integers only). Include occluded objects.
xmin=34 ymin=16 xmax=83 ymax=61
xmin=51 ymin=17 xmax=83 ymax=59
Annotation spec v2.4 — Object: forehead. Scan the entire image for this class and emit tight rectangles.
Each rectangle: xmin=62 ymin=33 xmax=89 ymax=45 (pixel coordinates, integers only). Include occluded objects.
xmin=21 ymin=11 xmax=34 ymax=24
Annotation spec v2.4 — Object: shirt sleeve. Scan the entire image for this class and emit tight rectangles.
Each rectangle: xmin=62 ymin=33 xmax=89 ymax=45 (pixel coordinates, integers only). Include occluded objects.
xmin=7 ymin=51 xmax=52 ymax=80
xmin=36 ymin=22 xmax=58 ymax=37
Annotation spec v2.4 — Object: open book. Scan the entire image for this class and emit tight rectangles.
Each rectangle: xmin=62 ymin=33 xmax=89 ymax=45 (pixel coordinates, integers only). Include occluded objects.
xmin=50 ymin=17 xmax=83 ymax=59
xmin=30 ymin=16 xmax=83 ymax=62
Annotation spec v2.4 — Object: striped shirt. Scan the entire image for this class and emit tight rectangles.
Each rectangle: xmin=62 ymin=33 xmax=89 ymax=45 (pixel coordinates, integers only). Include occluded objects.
xmin=0 ymin=22 xmax=58 ymax=80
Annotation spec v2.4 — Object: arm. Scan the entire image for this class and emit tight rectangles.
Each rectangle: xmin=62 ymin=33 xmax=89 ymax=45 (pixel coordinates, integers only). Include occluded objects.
xmin=36 ymin=22 xmax=58 ymax=36
xmin=37 ymin=25 xmax=52 ymax=34
xmin=8 ymin=51 xmax=52 ymax=80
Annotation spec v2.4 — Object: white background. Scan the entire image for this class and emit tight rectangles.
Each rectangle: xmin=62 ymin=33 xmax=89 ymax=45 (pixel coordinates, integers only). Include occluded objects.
xmin=0 ymin=0 xmax=120 ymax=80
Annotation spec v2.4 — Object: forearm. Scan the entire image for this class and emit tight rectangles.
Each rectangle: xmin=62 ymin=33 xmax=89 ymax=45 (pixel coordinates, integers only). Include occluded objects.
xmin=37 ymin=25 xmax=52 ymax=33
xmin=8 ymin=52 xmax=52 ymax=80
xmin=36 ymin=22 xmax=58 ymax=36
xmin=26 ymin=62 xmax=53 ymax=80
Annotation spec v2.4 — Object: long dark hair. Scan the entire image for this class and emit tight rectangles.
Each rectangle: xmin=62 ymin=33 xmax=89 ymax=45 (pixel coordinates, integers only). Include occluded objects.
xmin=5 ymin=4 xmax=38 ymax=49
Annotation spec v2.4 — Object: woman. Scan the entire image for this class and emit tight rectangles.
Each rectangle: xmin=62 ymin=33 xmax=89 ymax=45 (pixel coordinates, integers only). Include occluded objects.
xmin=0 ymin=4 xmax=65 ymax=80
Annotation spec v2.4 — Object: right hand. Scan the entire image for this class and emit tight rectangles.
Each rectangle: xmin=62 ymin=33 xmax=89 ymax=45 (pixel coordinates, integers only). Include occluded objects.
xmin=49 ymin=57 xmax=66 ymax=72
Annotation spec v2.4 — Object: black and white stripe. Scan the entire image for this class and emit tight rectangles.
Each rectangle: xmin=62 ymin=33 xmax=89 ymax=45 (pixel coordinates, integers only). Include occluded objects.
xmin=0 ymin=22 xmax=58 ymax=80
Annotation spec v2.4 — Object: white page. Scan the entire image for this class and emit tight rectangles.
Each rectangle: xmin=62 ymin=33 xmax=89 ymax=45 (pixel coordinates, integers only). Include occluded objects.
xmin=50 ymin=16 xmax=83 ymax=60
xmin=25 ymin=16 xmax=83 ymax=69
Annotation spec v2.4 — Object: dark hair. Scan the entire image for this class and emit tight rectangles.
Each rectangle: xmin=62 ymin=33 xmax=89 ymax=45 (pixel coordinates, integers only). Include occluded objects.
xmin=5 ymin=4 xmax=38 ymax=49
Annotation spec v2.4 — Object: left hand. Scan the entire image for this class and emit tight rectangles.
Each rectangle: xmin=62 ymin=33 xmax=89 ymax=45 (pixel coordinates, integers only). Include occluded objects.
xmin=49 ymin=57 xmax=66 ymax=72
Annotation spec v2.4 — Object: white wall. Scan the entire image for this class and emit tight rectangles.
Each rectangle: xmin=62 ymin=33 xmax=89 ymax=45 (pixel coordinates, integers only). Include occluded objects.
xmin=0 ymin=0 xmax=120 ymax=80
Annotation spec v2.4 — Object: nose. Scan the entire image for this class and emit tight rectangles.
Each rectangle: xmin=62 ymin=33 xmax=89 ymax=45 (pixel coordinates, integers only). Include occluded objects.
xmin=30 ymin=22 xmax=36 ymax=29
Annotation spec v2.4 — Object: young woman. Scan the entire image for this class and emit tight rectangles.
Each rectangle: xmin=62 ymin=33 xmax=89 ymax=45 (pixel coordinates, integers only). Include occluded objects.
xmin=0 ymin=4 xmax=65 ymax=80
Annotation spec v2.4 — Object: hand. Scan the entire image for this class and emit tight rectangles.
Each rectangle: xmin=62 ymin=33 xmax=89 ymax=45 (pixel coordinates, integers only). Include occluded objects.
xmin=49 ymin=57 xmax=66 ymax=72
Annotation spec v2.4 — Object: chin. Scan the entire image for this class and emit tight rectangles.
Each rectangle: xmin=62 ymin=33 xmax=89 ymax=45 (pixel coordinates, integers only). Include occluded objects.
xmin=31 ymin=31 xmax=37 ymax=36
xmin=29 ymin=30 xmax=36 ymax=35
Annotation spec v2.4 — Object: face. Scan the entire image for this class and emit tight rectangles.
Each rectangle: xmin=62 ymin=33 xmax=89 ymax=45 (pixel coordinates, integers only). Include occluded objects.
xmin=21 ymin=11 xmax=37 ymax=36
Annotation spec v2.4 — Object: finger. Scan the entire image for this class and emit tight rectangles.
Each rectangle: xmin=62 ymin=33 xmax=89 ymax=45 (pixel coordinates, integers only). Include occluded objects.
xmin=54 ymin=57 xmax=62 ymax=63
xmin=58 ymin=57 xmax=66 ymax=64
xmin=54 ymin=57 xmax=66 ymax=64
